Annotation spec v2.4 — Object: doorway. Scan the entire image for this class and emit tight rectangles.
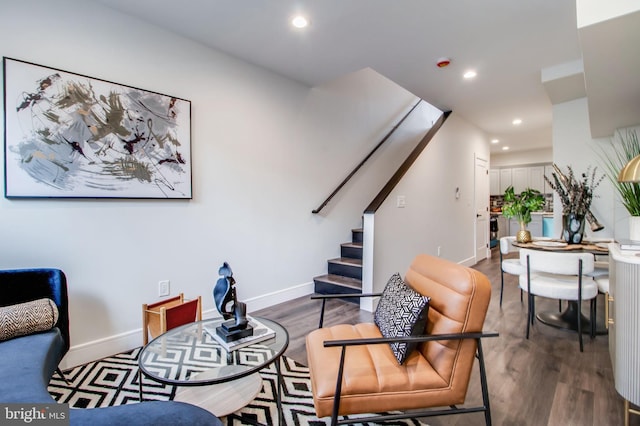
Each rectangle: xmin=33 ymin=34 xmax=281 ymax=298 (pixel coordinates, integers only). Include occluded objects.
xmin=475 ymin=155 xmax=489 ymax=262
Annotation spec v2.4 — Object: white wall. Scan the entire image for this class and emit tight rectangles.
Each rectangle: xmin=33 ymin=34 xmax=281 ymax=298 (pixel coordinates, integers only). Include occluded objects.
xmin=491 ymin=148 xmax=552 ymax=167
xmin=577 ymin=0 xmax=640 ymax=28
xmin=551 ymin=97 xmax=640 ymax=241
xmin=369 ymin=113 xmax=489 ymax=295
xmin=0 ymin=0 xmax=438 ymax=367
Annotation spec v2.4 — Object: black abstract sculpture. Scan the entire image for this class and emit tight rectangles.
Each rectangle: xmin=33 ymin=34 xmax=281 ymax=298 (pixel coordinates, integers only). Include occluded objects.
xmin=213 ymin=262 xmax=252 ymax=342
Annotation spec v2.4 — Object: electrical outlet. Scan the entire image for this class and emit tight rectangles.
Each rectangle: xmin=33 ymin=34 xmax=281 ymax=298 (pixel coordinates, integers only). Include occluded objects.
xmin=158 ymin=280 xmax=170 ymax=297
xmin=437 ymin=246 xmax=442 ymax=257
xmin=397 ymin=195 xmax=406 ymax=208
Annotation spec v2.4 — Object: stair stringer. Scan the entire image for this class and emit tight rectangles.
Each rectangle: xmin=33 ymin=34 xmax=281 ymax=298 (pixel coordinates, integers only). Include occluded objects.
xmin=361 ymin=212 xmax=375 ymax=312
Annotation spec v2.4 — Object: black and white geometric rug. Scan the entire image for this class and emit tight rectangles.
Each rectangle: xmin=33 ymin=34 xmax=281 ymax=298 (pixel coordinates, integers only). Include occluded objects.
xmin=48 ymin=348 xmax=425 ymax=425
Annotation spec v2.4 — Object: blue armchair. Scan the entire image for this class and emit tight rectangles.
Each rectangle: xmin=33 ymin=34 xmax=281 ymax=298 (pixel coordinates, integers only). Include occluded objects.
xmin=0 ymin=268 xmax=70 ymax=351
xmin=0 ymin=268 xmax=222 ymax=425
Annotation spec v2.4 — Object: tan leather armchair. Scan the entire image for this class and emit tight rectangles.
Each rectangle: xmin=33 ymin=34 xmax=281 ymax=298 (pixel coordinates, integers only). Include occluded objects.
xmin=306 ymin=254 xmax=497 ymax=425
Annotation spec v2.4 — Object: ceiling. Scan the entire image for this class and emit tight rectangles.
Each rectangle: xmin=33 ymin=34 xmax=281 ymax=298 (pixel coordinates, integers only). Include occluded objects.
xmin=91 ymin=0 xmax=639 ymax=154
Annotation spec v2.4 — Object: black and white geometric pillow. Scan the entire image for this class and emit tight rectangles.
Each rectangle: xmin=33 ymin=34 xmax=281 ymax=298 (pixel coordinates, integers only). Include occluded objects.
xmin=374 ymin=273 xmax=430 ymax=364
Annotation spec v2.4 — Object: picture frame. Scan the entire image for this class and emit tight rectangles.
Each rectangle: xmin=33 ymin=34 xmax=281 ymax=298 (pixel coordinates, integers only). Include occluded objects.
xmin=3 ymin=57 xmax=192 ymax=199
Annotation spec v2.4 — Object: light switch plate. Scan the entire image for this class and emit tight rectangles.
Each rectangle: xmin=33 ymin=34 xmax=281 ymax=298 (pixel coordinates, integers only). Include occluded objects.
xmin=158 ymin=280 xmax=170 ymax=297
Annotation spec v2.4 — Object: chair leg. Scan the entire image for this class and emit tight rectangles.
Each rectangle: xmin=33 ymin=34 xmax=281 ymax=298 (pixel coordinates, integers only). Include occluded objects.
xmin=590 ymin=299 xmax=596 ymax=339
xmin=526 ymin=255 xmax=532 ymax=339
xmin=331 ymin=347 xmax=347 ymax=426
xmin=531 ymin=297 xmax=536 ymax=325
xmin=477 ymin=339 xmax=493 ymax=426
xmin=500 ymin=271 xmax=504 ymax=308
xmin=558 ymin=300 xmax=562 ymax=312
xmin=577 ymin=261 xmax=584 ymax=352
xmin=577 ymin=300 xmax=584 ymax=352
xmin=57 ymin=367 xmax=70 ymax=385
xmin=526 ymin=293 xmax=531 ymax=339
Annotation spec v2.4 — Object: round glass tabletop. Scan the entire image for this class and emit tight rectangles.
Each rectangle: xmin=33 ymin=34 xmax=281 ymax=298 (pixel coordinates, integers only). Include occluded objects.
xmin=138 ymin=316 xmax=289 ymax=386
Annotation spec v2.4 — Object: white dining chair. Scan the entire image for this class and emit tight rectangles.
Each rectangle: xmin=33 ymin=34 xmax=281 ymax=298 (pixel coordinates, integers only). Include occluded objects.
xmin=519 ymin=248 xmax=598 ymax=352
xmin=499 ymin=236 xmax=525 ymax=307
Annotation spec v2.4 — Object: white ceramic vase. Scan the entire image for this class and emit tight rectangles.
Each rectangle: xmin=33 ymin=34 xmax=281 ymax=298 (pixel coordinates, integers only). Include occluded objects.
xmin=630 ymin=216 xmax=640 ymax=241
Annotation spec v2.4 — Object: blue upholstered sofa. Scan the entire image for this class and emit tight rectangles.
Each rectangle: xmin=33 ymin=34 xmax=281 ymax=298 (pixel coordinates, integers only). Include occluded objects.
xmin=0 ymin=268 xmax=222 ymax=426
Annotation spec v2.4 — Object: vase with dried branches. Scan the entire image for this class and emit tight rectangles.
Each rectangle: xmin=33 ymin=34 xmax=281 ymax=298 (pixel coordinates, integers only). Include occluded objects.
xmin=545 ymin=165 xmax=604 ymax=243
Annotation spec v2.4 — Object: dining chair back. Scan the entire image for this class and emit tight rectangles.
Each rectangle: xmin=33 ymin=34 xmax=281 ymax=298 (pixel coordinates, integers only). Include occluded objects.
xmin=518 ymin=248 xmax=598 ymax=351
xmin=499 ymin=236 xmax=525 ymax=307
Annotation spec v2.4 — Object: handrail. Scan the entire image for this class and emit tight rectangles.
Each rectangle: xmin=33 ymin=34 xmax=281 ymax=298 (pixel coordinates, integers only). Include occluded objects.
xmin=311 ymin=99 xmax=423 ymax=214
xmin=364 ymin=110 xmax=451 ymax=214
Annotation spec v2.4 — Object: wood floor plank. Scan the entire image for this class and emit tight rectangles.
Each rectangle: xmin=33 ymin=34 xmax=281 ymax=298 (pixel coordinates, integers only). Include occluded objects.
xmin=548 ymin=382 xmax=594 ymax=425
xmin=253 ymin=248 xmax=640 ymax=425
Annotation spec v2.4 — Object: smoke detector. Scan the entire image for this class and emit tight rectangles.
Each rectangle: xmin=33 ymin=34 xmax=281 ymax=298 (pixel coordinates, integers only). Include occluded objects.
xmin=436 ymin=57 xmax=451 ymax=68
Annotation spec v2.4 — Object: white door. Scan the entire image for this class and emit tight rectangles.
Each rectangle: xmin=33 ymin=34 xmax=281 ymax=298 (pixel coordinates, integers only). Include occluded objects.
xmin=475 ymin=156 xmax=489 ymax=262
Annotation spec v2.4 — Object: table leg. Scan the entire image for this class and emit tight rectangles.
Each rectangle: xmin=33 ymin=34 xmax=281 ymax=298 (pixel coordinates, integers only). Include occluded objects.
xmin=537 ymin=300 xmax=607 ymax=335
xmin=138 ymin=369 xmax=143 ymax=401
xmin=276 ymin=356 xmax=283 ymax=425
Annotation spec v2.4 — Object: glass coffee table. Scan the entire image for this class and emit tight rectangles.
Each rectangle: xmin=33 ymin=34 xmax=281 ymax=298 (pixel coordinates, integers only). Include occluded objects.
xmin=138 ymin=316 xmax=289 ymax=422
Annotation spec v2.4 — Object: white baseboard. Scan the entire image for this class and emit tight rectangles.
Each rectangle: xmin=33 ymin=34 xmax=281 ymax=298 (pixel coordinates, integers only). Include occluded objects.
xmin=244 ymin=281 xmax=315 ymax=312
xmin=461 ymin=256 xmax=477 ymax=267
xmin=59 ymin=329 xmax=141 ymax=370
xmin=60 ymin=281 xmax=315 ymax=369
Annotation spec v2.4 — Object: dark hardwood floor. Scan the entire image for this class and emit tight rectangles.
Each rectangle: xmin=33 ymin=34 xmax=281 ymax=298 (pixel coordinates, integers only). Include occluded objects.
xmin=254 ymin=248 xmax=637 ymax=425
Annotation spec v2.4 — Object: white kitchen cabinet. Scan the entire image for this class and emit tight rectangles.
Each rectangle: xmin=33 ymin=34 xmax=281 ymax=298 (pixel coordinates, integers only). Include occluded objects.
xmin=497 ymin=215 xmax=508 ymax=238
xmin=609 ymin=245 xmax=640 ymax=414
xmin=509 ymin=215 xmax=543 ymax=237
xmin=529 ymin=166 xmax=545 ymax=193
xmin=490 ymin=169 xmax=500 ymax=195
xmin=512 ymin=167 xmax=529 ymax=193
xmin=509 ymin=218 xmax=519 ymax=236
xmin=500 ymin=169 xmax=512 ymax=194
xmin=544 ymin=165 xmax=555 ymax=194
xmin=529 ymin=215 xmax=543 ymax=237
xmin=497 ymin=165 xmax=552 ymax=194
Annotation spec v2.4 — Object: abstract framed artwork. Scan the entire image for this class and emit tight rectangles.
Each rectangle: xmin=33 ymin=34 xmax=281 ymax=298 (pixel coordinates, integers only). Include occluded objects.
xmin=3 ymin=57 xmax=192 ymax=199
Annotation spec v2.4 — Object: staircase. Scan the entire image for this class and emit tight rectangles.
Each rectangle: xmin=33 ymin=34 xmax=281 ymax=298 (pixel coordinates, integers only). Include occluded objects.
xmin=313 ymin=228 xmax=363 ymax=304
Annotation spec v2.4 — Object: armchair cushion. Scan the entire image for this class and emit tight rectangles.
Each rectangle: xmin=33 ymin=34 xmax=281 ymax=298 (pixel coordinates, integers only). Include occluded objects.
xmin=373 ymin=272 xmax=430 ymax=364
xmin=0 ymin=298 xmax=59 ymax=342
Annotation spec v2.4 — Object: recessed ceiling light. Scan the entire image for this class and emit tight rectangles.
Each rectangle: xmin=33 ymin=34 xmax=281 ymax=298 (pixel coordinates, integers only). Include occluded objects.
xmin=491 ymin=139 xmax=499 ymax=144
xmin=291 ymin=15 xmax=309 ymax=28
xmin=463 ymin=70 xmax=477 ymax=79
xmin=502 ymin=146 xmax=510 ymax=151
xmin=512 ymin=118 xmax=522 ymax=125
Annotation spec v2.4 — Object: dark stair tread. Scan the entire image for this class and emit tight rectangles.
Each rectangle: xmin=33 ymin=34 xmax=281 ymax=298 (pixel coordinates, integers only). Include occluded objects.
xmin=341 ymin=242 xmax=363 ymax=248
xmin=314 ymin=274 xmax=362 ymax=289
xmin=313 ymin=274 xmax=362 ymax=290
xmin=328 ymin=257 xmax=362 ymax=267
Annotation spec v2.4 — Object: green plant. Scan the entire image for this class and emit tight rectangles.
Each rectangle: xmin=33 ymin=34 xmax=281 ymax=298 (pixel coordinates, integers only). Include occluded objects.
xmin=598 ymin=129 xmax=640 ymax=216
xmin=501 ymin=186 xmax=546 ymax=228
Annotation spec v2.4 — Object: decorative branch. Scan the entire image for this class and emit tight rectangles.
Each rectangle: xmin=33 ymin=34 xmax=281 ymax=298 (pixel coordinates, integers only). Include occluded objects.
xmin=544 ymin=164 xmax=604 ymax=217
